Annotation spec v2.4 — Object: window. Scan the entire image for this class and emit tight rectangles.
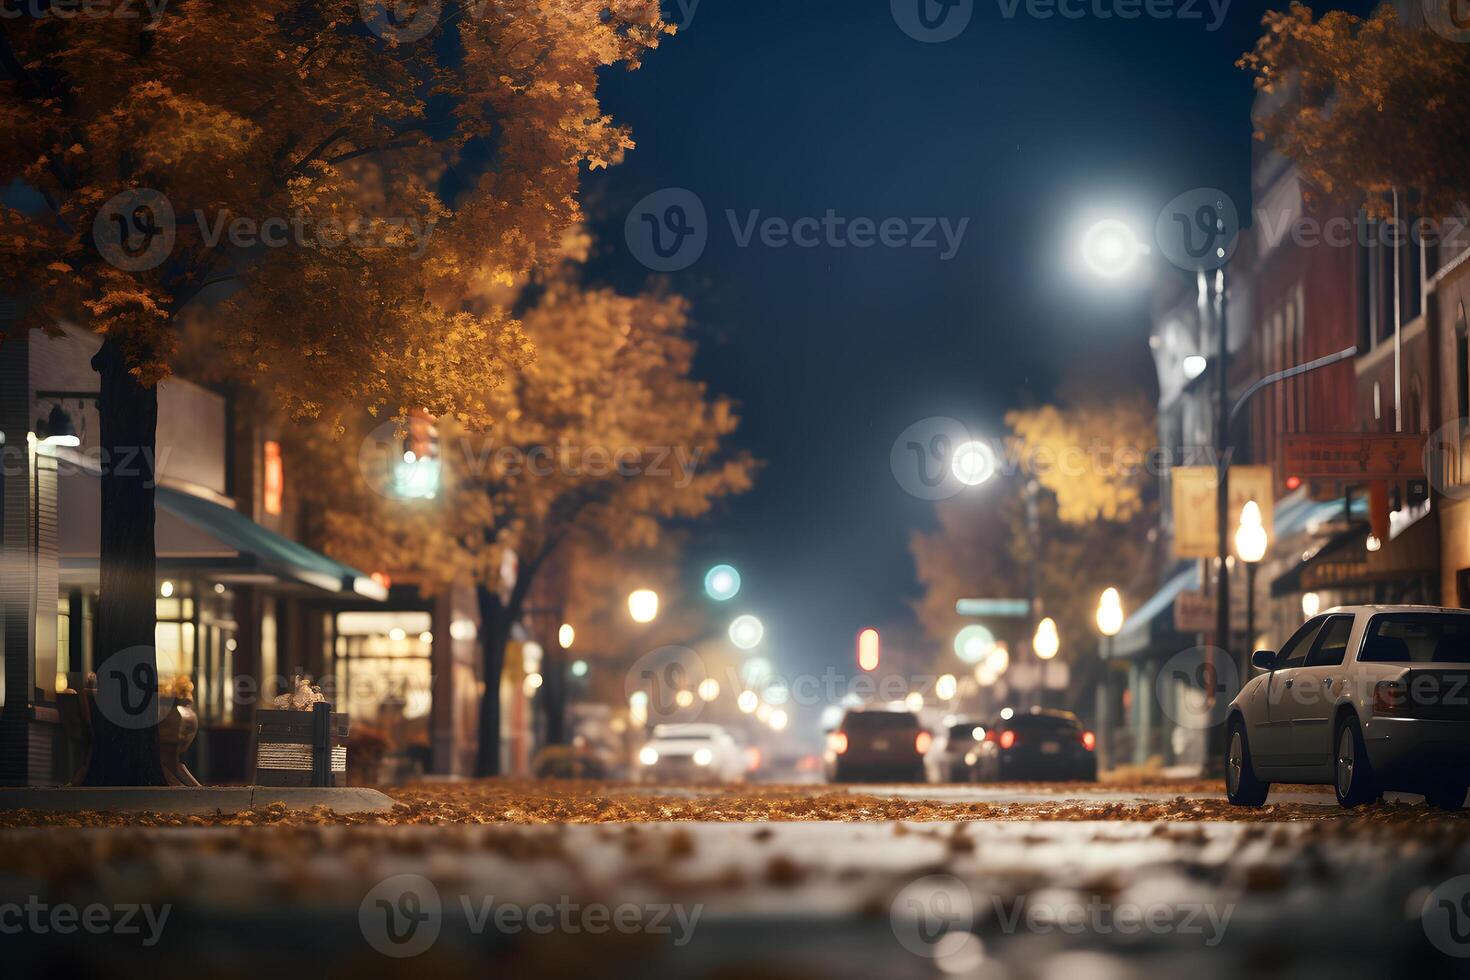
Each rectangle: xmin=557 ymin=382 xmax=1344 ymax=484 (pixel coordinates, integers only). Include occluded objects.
xmin=1306 ymin=615 xmax=1353 ymax=667
xmin=1359 ymin=614 xmax=1470 ymax=664
xmin=1275 ymin=617 xmax=1325 ymax=670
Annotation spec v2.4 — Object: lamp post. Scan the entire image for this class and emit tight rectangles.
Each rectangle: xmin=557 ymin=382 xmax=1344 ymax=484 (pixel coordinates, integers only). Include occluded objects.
xmin=1095 ymin=587 xmax=1124 ymax=771
xmin=1234 ymin=500 xmax=1268 ymax=671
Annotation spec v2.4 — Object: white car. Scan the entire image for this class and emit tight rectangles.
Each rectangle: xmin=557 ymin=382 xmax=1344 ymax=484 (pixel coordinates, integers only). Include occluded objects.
xmin=1227 ymin=605 xmax=1470 ymax=810
xmin=635 ymin=723 xmax=745 ymax=783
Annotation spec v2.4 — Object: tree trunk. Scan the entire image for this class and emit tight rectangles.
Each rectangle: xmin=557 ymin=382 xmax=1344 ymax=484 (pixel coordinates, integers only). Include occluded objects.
xmin=542 ymin=641 xmax=567 ymax=747
xmin=474 ymin=583 xmax=513 ymax=777
xmin=82 ymin=336 xmax=168 ymax=786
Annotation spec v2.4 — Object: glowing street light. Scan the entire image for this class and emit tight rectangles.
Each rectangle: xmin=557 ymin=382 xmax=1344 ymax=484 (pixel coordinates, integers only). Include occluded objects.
xmin=704 ymin=564 xmax=741 ymax=601
xmin=557 ymin=623 xmax=575 ymax=649
xmin=697 ymin=677 xmax=721 ymax=702
xmin=953 ymin=624 xmax=996 ymax=664
xmin=857 ymin=627 xmax=881 ymax=671
xmin=729 ymin=614 xmax=764 ymax=650
xmin=628 ymin=589 xmax=659 ymax=624
xmin=1033 ymin=617 xmax=1060 ymax=660
xmin=1302 ymin=591 xmax=1321 ymax=617
xmin=1234 ymin=500 xmax=1268 ymax=564
xmin=1080 ymin=218 xmax=1146 ymax=280
xmin=768 ymin=708 xmax=789 ymax=731
xmin=936 ymin=673 xmax=958 ymax=701
xmin=570 ymin=659 xmax=589 ymax=678
xmin=737 ymin=690 xmax=759 ymax=713
xmin=1096 ymin=587 xmax=1125 ymax=638
xmin=951 ymin=440 xmax=997 ymax=487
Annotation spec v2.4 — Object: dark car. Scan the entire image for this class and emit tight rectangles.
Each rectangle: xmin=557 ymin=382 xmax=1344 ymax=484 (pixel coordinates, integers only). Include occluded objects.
xmin=976 ymin=709 xmax=1097 ymax=781
xmin=824 ymin=708 xmax=928 ymax=783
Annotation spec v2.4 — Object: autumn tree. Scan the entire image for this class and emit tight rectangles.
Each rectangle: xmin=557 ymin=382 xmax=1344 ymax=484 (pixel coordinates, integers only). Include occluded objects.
xmin=910 ymin=397 xmax=1157 ymax=713
xmin=0 ymin=4 xmax=670 ymax=783
xmin=1238 ymin=3 xmax=1470 ymax=218
xmin=300 ymin=263 xmax=754 ymax=775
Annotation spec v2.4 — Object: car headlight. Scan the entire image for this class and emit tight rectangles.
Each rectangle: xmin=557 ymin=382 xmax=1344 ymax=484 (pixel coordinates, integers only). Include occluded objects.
xmin=638 ymin=746 xmax=659 ymax=766
xmin=693 ymin=748 xmax=713 ymax=767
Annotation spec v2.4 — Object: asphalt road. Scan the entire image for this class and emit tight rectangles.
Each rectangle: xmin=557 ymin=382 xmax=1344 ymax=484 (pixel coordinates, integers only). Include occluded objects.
xmin=3 ymin=782 xmax=1470 ymax=978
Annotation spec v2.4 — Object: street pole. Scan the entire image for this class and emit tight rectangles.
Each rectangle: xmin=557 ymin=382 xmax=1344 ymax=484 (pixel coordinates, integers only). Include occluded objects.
xmin=1212 ymin=269 xmax=1232 ymax=772
xmin=1244 ymin=561 xmax=1257 ymax=663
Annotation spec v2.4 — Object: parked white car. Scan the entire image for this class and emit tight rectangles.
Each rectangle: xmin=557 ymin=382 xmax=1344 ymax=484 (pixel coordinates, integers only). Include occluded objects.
xmin=1227 ymin=605 xmax=1470 ymax=810
xmin=635 ymin=723 xmax=745 ymax=784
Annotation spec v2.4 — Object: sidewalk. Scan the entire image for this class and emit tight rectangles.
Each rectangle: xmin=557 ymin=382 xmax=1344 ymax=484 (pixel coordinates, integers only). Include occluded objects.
xmin=0 ymin=785 xmax=396 ymax=815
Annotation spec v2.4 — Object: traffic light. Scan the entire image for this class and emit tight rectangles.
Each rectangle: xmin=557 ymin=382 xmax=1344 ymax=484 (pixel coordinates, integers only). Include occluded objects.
xmin=857 ymin=627 xmax=880 ymax=671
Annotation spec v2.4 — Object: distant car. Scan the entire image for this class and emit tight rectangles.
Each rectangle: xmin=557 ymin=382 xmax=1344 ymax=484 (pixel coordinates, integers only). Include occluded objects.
xmin=636 ymin=723 xmax=745 ymax=783
xmin=824 ymin=708 xmax=927 ymax=783
xmin=924 ymin=720 xmax=988 ymax=783
xmin=974 ymin=709 xmax=1097 ymax=781
xmin=1226 ymin=605 xmax=1470 ymax=811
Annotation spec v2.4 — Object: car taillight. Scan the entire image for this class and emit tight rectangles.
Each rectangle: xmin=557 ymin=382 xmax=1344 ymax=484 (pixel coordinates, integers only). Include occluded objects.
xmin=999 ymin=730 xmax=1016 ymax=750
xmin=915 ymin=731 xmax=933 ymax=754
xmin=1373 ymin=680 xmax=1408 ymax=716
xmin=829 ymin=732 xmax=849 ymax=754
xmin=1081 ymin=731 xmax=1096 ymax=752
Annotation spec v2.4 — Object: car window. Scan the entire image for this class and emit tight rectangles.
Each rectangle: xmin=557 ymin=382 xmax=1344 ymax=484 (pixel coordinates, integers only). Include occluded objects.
xmin=1004 ymin=715 xmax=1082 ymax=733
xmin=1359 ymin=614 xmax=1470 ymax=664
xmin=841 ymin=711 xmax=920 ymax=732
xmin=1306 ymin=615 xmax=1354 ymax=668
xmin=1274 ymin=617 xmax=1325 ymax=670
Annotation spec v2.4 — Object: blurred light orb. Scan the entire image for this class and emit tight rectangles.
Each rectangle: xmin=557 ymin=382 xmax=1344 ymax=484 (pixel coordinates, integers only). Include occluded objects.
xmin=522 ymin=642 xmax=543 ymax=673
xmin=729 ymin=614 xmax=765 ymax=650
xmin=857 ymin=627 xmax=881 ymax=671
xmin=1000 ymin=707 xmax=1015 ymax=720
xmin=523 ymin=673 xmax=543 ymax=696
xmin=756 ymin=703 xmax=773 ymax=722
xmin=1302 ymin=591 xmax=1321 ymax=617
xmin=1081 ymin=218 xmax=1144 ymax=279
xmin=953 ymin=624 xmax=996 ymax=665
xmin=693 ymin=747 xmax=714 ymax=767
xmin=1182 ymin=354 xmax=1208 ymax=380
xmin=570 ymin=659 xmax=589 ymax=678
xmin=704 ymin=564 xmax=741 ymax=601
xmin=820 ymin=704 xmax=844 ymax=729
xmin=1235 ymin=500 xmax=1269 ymax=564
xmin=697 ymin=677 xmax=721 ymax=702
xmin=1033 ymin=617 xmax=1060 ymax=660
xmin=904 ymin=691 xmax=925 ymax=712
xmin=1096 ymin=587 xmax=1125 ymax=637
xmin=768 ymin=708 xmax=789 ymax=731
xmin=558 ymin=623 xmax=575 ymax=649
xmin=638 ymin=745 xmax=659 ymax=766
xmin=674 ymin=689 xmax=695 ymax=708
xmin=950 ymin=440 xmax=997 ymax=487
xmin=738 ymin=690 xmax=760 ymax=713
xmin=628 ymin=589 xmax=660 ymax=624
xmin=936 ymin=673 xmax=958 ymax=701
xmin=984 ymin=644 xmax=1010 ymax=676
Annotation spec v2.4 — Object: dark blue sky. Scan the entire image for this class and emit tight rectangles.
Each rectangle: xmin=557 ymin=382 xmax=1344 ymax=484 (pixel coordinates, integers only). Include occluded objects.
xmin=584 ymin=0 xmax=1371 ymax=680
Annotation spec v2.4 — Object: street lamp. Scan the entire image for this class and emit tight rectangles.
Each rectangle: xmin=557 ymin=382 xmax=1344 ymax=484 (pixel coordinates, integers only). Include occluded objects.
xmin=1080 ymin=218 xmax=1146 ymax=280
xmin=704 ymin=564 xmax=741 ymax=601
xmin=951 ymin=440 xmax=997 ymax=487
xmin=557 ymin=623 xmax=575 ymax=649
xmin=1033 ymin=617 xmax=1060 ymax=661
xmin=729 ymin=614 xmax=764 ymax=650
xmin=1235 ymin=500 xmax=1268 ymax=659
xmin=1096 ymin=587 xmax=1124 ymax=640
xmin=628 ymin=589 xmax=659 ymax=624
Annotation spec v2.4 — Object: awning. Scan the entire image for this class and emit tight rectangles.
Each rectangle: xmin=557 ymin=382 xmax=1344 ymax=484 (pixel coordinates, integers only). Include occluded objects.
xmin=1271 ymin=508 xmax=1438 ymax=597
xmin=55 ymin=451 xmax=386 ymax=600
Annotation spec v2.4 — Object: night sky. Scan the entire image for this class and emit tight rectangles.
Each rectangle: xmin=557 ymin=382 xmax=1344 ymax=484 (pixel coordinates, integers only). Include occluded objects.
xmin=585 ymin=0 xmax=1374 ymax=688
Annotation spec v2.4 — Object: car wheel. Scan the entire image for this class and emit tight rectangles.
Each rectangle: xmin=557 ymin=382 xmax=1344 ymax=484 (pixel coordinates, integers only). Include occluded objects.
xmin=1225 ymin=718 xmax=1269 ymax=807
xmin=1333 ymin=715 xmax=1377 ymax=808
xmin=1423 ymin=780 xmax=1469 ymax=811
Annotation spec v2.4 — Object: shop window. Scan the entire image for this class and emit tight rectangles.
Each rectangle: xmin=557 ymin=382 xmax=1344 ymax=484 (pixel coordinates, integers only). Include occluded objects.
xmin=333 ymin=611 xmax=434 ymax=770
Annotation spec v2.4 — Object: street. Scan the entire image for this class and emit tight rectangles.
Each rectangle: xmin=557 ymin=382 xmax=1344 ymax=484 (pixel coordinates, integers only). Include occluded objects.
xmin=4 ymin=779 xmax=1470 ymax=977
